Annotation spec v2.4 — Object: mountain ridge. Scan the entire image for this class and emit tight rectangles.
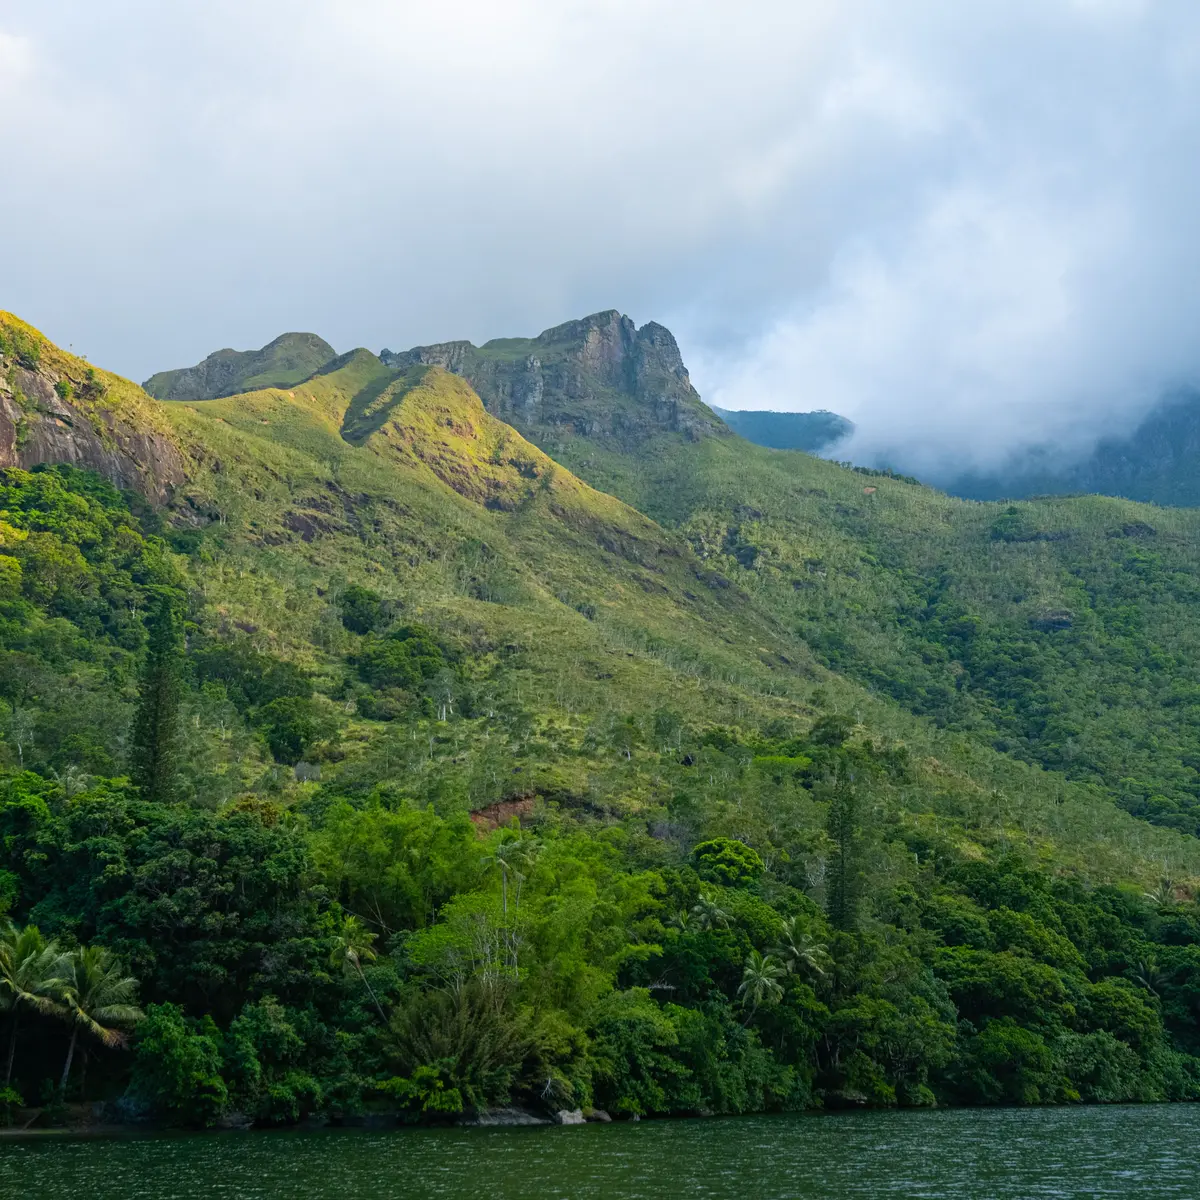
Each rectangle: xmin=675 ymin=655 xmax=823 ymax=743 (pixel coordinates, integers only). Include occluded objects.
xmin=143 ymin=331 xmax=337 ymax=401
xmin=132 ymin=309 xmax=1200 ymax=840
xmin=18 ymin=306 xmax=1200 ymax=853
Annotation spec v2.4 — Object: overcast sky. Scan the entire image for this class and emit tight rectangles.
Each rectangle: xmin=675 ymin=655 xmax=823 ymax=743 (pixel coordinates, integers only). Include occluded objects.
xmin=5 ymin=1 xmax=1200 ymax=474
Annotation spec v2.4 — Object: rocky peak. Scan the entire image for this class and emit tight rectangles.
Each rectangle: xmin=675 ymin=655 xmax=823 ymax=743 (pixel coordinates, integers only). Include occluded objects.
xmin=534 ymin=310 xmax=635 ymax=390
xmin=382 ymin=310 xmax=724 ymax=447
xmin=143 ymin=332 xmax=337 ymax=401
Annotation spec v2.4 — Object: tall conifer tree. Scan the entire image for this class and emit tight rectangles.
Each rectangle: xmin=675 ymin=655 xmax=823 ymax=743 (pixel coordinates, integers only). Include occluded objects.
xmin=825 ymin=773 xmax=861 ymax=932
xmin=130 ymin=596 xmax=183 ymax=804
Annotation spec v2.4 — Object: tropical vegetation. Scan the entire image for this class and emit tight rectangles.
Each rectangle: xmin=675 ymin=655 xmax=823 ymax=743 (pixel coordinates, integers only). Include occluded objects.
xmin=2 ymin=311 xmax=1200 ymax=1127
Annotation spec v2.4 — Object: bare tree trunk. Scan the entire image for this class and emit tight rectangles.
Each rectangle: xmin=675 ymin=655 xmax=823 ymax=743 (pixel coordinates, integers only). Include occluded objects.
xmin=80 ymin=1050 xmax=88 ymax=1103
xmin=5 ymin=1015 xmax=17 ymax=1086
xmin=60 ymin=1027 xmax=77 ymax=1092
xmin=355 ymin=962 xmax=387 ymax=1022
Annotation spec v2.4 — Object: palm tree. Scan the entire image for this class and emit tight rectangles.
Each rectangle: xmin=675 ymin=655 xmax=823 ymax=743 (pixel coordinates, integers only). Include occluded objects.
xmin=1142 ymin=877 xmax=1177 ymax=907
xmin=482 ymin=834 xmax=537 ymax=918
xmin=1134 ymin=956 xmax=1169 ymax=997
xmin=737 ymin=951 xmax=785 ymax=1023
xmin=331 ymin=915 xmax=386 ymax=1020
xmin=0 ymin=922 xmax=65 ymax=1086
xmin=771 ymin=916 xmax=830 ymax=980
xmin=52 ymin=945 xmax=143 ymax=1094
xmin=669 ymin=908 xmax=692 ymax=932
xmin=690 ymin=893 xmax=731 ymax=932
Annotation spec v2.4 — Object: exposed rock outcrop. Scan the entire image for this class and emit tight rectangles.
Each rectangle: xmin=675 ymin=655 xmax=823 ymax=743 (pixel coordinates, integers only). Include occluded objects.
xmin=382 ymin=310 xmax=725 ymax=447
xmin=0 ymin=326 xmax=185 ymax=501
xmin=458 ymin=1107 xmax=549 ymax=1127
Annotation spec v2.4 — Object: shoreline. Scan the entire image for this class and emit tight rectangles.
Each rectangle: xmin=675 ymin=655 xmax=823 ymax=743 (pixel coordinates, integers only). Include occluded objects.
xmin=2 ymin=1098 xmax=1192 ymax=1142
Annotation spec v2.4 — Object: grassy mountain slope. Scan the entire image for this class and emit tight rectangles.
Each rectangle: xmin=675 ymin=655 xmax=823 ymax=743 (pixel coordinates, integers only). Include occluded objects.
xmin=2 ymin=315 xmax=1188 ymax=877
xmin=143 ymin=331 xmax=337 ymax=401
xmin=388 ymin=315 xmax=1200 ymax=842
xmin=169 ymin=352 xmax=1200 ymax=875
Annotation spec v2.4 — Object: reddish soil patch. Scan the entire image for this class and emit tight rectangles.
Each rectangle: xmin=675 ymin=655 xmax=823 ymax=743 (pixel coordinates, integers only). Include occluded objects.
xmin=470 ymin=794 xmax=536 ymax=832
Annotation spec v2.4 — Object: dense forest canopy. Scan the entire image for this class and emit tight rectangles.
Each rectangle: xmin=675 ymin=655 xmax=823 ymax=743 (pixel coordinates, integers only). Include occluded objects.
xmin=4 ymin=312 xmax=1200 ymax=1128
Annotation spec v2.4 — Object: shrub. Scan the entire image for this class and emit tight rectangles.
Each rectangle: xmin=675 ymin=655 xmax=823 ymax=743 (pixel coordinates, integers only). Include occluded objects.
xmin=338 ymin=585 xmax=390 ymax=635
xmin=693 ymin=838 xmax=764 ymax=888
xmin=130 ymin=1003 xmax=228 ymax=1127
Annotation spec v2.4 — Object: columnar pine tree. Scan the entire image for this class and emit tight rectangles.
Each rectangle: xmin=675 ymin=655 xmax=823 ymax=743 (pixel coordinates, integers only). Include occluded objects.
xmin=825 ymin=773 xmax=861 ymax=932
xmin=130 ymin=596 xmax=183 ymax=804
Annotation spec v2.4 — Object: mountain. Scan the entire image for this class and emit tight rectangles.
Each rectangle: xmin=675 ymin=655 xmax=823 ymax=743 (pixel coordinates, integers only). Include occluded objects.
xmin=143 ymin=331 xmax=337 ymax=400
xmin=383 ymin=309 xmax=726 ymax=449
xmin=947 ymin=388 xmax=1200 ymax=506
xmin=7 ymin=307 xmax=1200 ymax=1127
xmin=144 ymin=308 xmax=1200 ymax=840
xmin=710 ymin=406 xmax=853 ymax=453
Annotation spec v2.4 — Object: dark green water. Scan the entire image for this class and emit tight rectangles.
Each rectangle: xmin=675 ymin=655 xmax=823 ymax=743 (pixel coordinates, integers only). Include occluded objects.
xmin=1 ymin=1105 xmax=1196 ymax=1199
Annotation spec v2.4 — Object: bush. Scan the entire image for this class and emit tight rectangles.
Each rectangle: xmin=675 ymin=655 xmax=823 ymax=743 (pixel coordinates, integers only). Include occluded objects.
xmin=355 ymin=627 xmax=444 ymax=690
xmin=386 ymin=980 xmax=539 ymax=1113
xmin=1053 ymin=1031 xmax=1145 ymax=1103
xmin=692 ymin=838 xmax=764 ymax=888
xmin=589 ymin=989 xmax=691 ymax=1116
xmin=338 ymin=585 xmax=390 ymax=635
xmin=254 ymin=696 xmax=326 ymax=764
xmin=192 ymin=640 xmax=311 ymax=713
xmin=130 ymin=1003 xmax=228 ymax=1126
xmin=380 ymin=1061 xmax=464 ymax=1120
xmin=0 ymin=1086 xmax=23 ymax=1127
xmin=0 ymin=327 xmax=41 ymax=369
xmin=957 ymin=1019 xmax=1058 ymax=1104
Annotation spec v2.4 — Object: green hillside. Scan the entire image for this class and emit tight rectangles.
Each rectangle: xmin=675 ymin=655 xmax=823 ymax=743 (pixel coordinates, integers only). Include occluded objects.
xmin=4 ymin=311 xmax=1200 ymax=1129
xmin=390 ymin=314 xmax=1200 ymax=840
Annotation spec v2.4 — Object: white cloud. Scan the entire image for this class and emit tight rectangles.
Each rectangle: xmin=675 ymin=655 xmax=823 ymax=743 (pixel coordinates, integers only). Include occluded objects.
xmin=3 ymin=0 xmax=1200 ymax=475
xmin=0 ymin=29 xmax=33 ymax=82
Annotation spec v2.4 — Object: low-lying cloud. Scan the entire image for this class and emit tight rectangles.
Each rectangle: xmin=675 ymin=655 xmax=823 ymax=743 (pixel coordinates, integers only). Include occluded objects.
xmin=4 ymin=1 xmax=1200 ymax=473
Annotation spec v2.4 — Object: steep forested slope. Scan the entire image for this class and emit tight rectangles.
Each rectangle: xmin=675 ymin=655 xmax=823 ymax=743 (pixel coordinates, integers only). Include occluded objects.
xmin=5 ymin=310 xmax=1200 ymax=1130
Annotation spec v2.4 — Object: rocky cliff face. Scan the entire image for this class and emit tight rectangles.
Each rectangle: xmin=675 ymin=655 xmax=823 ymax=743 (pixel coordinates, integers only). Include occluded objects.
xmin=144 ymin=332 xmax=337 ymax=401
xmin=0 ymin=320 xmax=185 ymax=501
xmin=382 ymin=310 xmax=724 ymax=446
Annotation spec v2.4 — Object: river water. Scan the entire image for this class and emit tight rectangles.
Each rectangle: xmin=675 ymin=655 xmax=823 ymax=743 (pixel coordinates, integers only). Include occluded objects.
xmin=1 ymin=1104 xmax=1196 ymax=1199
